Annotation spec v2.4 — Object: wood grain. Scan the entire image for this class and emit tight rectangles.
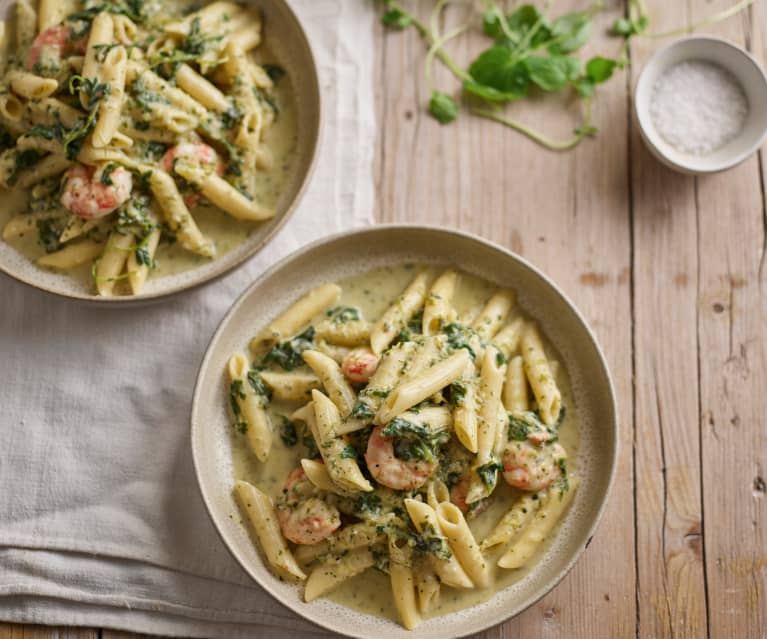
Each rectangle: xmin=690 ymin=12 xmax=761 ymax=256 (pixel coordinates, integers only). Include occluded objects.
xmin=3 ymin=0 xmax=766 ymax=638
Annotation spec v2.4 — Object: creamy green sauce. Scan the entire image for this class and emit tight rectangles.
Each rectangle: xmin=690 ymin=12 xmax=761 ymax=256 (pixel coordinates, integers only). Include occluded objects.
xmin=231 ymin=264 xmax=580 ymax=623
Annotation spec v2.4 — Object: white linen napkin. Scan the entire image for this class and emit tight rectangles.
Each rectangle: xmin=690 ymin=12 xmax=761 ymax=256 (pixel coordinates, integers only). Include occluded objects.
xmin=0 ymin=1 xmax=376 ymax=636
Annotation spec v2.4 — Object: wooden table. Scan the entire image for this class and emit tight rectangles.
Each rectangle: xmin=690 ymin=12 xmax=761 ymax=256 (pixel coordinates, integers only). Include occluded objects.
xmin=3 ymin=0 xmax=766 ymax=637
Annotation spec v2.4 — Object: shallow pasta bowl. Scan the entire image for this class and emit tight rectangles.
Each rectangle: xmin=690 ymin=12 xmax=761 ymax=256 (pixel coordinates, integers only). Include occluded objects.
xmin=191 ymin=225 xmax=618 ymax=638
xmin=0 ymin=0 xmax=320 ymax=304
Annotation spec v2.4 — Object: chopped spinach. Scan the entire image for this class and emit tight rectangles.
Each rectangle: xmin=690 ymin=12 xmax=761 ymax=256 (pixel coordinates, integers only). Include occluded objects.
xmin=442 ymin=323 xmax=478 ymax=358
xmin=410 ymin=523 xmax=452 ymax=560
xmin=100 ymin=162 xmax=119 ymax=186
xmin=354 ymin=492 xmax=382 ymax=517
xmin=261 ymin=326 xmax=315 ymax=371
xmin=229 ymin=379 xmax=247 ymax=434
xmin=340 ymin=444 xmax=357 ymax=459
xmin=350 ymin=401 xmax=374 ymax=421
xmin=247 ymin=369 xmax=272 ymax=402
xmin=556 ymin=457 xmax=569 ymax=496
xmin=448 ymin=380 xmax=467 ymax=407
xmin=383 ymin=417 xmax=448 ymax=463
xmin=279 ymin=416 xmax=298 ymax=447
xmin=302 ymin=429 xmax=319 ymax=457
xmin=326 ymin=306 xmax=361 ymax=324
xmin=477 ymin=459 xmax=502 ymax=489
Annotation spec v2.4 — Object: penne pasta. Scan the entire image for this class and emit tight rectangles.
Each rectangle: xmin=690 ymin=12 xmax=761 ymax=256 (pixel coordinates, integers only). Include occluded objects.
xmin=37 ymin=240 xmax=105 ymax=269
xmin=503 ymin=355 xmax=530 ymax=412
xmin=304 ymin=548 xmax=375 ymax=602
xmin=422 ymin=269 xmax=458 ymax=335
xmin=127 ymin=228 xmax=161 ymax=295
xmin=234 ymin=480 xmax=306 ymax=580
xmin=370 ymin=270 xmax=431 ymax=354
xmin=481 ymin=492 xmax=542 ymax=550
xmin=251 ymin=283 xmax=341 ymax=352
xmin=497 ymin=477 xmax=579 ymax=569
xmin=294 ymin=520 xmax=384 ymax=565
xmin=471 ymin=289 xmax=516 ymax=340
xmin=95 ymin=230 xmax=134 ymax=297
xmin=259 ymin=371 xmax=321 ymax=402
xmin=375 ymin=350 xmax=470 ymax=424
xmin=388 ymin=537 xmax=420 ymax=630
xmin=92 ymin=46 xmax=128 ymax=148
xmin=435 ymin=502 xmax=491 ymax=588
xmin=521 ymin=323 xmax=562 ymax=425
xmin=228 ymin=353 xmax=272 ymax=462
xmin=7 ymin=71 xmax=58 ymax=100
xmin=302 ymin=349 xmax=356 ymax=416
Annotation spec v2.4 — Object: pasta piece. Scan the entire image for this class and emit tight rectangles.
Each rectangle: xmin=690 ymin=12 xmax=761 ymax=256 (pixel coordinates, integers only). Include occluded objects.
xmin=16 ymin=133 xmax=62 ymax=154
xmin=173 ymin=159 xmax=275 ymax=221
xmin=493 ymin=317 xmax=524 ymax=359
xmin=92 ymin=46 xmax=127 ymax=148
xmin=435 ymin=502 xmax=491 ymax=588
xmin=315 ymin=339 xmax=350 ymax=364
xmin=7 ymin=71 xmax=58 ymax=99
xmin=37 ymin=240 xmax=105 ymax=269
xmin=3 ymin=211 xmax=63 ymax=240
xmin=95 ymin=230 xmax=133 ymax=297
xmin=80 ymin=12 xmax=114 ymax=109
xmin=294 ymin=520 xmax=384 ymax=565
xmin=250 ymin=283 xmax=341 ymax=352
xmin=311 ymin=390 xmax=373 ymax=492
xmin=465 ymin=346 xmax=506 ymax=504
xmin=233 ymin=480 xmax=306 ymax=580
xmin=37 ymin=0 xmax=73 ymax=32
xmin=480 ymin=493 xmax=542 ymax=551
xmin=452 ymin=361 xmax=480 ymax=453
xmin=228 ymin=14 xmax=263 ymax=51
xmin=23 ymin=98 xmax=84 ymax=128
xmin=164 ymin=2 xmax=246 ymax=37
xmin=0 ymin=21 xmax=8 ymax=78
xmin=521 ymin=323 xmax=562 ymax=425
xmin=304 ymin=548 xmax=374 ymax=602
xmin=422 ymin=269 xmax=458 ymax=335
xmin=127 ymin=63 xmax=208 ymax=120
xmin=228 ymin=354 xmax=272 ymax=462
xmin=374 ymin=350 xmax=470 ymax=425
xmin=14 ymin=154 xmax=71 ymax=188
xmin=314 ymin=318 xmax=370 ymax=346
xmin=146 ymin=169 xmax=215 ymax=257
xmin=336 ymin=341 xmax=417 ymax=435
xmin=112 ymin=14 xmax=138 ymax=45
xmin=414 ymin=565 xmax=440 ymax=614
xmin=426 ymin=479 xmax=450 ymax=510
xmin=0 ymin=92 xmax=24 ymax=132
xmin=498 ymin=477 xmax=579 ymax=569
xmin=175 ymin=64 xmax=230 ymax=112
xmin=258 ymin=371 xmax=321 ymax=402
xmin=299 ymin=458 xmax=357 ymax=499
xmin=503 ymin=355 xmax=530 ymax=412
xmin=127 ymin=227 xmax=161 ymax=295
xmin=15 ymin=0 xmax=36 ymax=55
xmin=388 ymin=537 xmax=420 ymax=630
xmin=302 ymin=350 xmax=356 ymax=416
xmin=119 ymin=123 xmax=176 ymax=143
xmin=405 ymin=499 xmax=473 ymax=589
xmin=370 ymin=270 xmax=431 ymax=354
xmin=471 ymin=289 xmax=516 ymax=340
xmin=400 ymin=335 xmax=446 ymax=384
xmin=59 ymin=216 xmax=99 ymax=244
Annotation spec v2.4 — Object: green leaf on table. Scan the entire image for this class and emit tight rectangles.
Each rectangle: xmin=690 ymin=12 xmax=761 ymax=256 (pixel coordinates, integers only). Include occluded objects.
xmin=548 ymin=11 xmax=591 ymax=54
xmin=524 ymin=55 xmax=579 ymax=91
xmin=586 ymin=56 xmax=618 ymax=83
xmin=429 ymin=91 xmax=459 ymax=124
xmin=611 ymin=15 xmax=648 ymax=37
xmin=573 ymin=77 xmax=594 ymax=97
xmin=506 ymin=4 xmax=550 ymax=47
xmin=466 ymin=46 xmax=529 ymax=101
xmin=382 ymin=8 xmax=413 ymax=29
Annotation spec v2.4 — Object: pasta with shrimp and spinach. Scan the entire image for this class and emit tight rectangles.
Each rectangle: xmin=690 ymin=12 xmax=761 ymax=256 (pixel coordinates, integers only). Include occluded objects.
xmin=0 ymin=0 xmax=294 ymax=296
xmin=228 ymin=265 xmax=580 ymax=629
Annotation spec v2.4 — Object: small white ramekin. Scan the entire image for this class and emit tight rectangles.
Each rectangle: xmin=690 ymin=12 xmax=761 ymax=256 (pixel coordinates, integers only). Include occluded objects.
xmin=635 ymin=36 xmax=767 ymax=175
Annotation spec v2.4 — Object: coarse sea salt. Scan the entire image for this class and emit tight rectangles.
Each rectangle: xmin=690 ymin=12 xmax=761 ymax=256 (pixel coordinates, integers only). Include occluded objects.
xmin=649 ymin=60 xmax=749 ymax=155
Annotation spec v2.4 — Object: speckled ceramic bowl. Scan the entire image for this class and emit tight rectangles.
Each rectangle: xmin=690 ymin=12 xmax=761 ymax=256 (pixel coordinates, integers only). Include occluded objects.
xmin=0 ymin=0 xmax=320 ymax=304
xmin=191 ymin=226 xmax=618 ymax=638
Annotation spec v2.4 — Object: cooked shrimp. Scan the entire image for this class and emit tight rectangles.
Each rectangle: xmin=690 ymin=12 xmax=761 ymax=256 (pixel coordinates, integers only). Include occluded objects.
xmin=449 ymin=471 xmax=491 ymax=519
xmin=276 ymin=467 xmax=341 ymax=545
xmin=27 ymin=25 xmax=87 ymax=74
xmin=502 ymin=440 xmax=566 ymax=492
xmin=342 ymin=348 xmax=379 ymax=385
xmin=365 ymin=424 xmax=436 ymax=491
xmin=160 ymin=142 xmax=224 ymax=208
xmin=60 ymin=164 xmax=132 ymax=219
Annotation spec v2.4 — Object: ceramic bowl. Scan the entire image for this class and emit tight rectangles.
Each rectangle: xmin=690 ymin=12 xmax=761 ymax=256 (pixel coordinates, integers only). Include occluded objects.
xmin=0 ymin=0 xmax=320 ymax=303
xmin=191 ymin=226 xmax=618 ymax=638
xmin=635 ymin=36 xmax=767 ymax=174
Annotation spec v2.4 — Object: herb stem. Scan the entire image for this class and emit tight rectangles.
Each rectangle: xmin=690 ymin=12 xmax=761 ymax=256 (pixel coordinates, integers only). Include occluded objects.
xmin=425 ymin=24 xmax=469 ymax=91
xmin=472 ymin=99 xmax=594 ymax=151
xmin=644 ymin=0 xmax=753 ymax=39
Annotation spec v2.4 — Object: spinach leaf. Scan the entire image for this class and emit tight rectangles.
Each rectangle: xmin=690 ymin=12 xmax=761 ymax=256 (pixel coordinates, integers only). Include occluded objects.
xmin=327 ymin=306 xmax=361 ymax=324
xmin=340 ymin=444 xmax=357 ymax=459
xmin=262 ymin=326 xmax=315 ymax=371
xmin=229 ymin=379 xmax=247 ymax=434
xmin=477 ymin=459 xmax=502 ymax=489
xmin=442 ymin=323 xmax=478 ymax=359
xmin=350 ymin=401 xmax=374 ymax=421
xmin=466 ymin=46 xmax=529 ymax=102
xmin=279 ymin=416 xmax=298 ymax=447
xmin=382 ymin=8 xmax=413 ymax=29
xmin=548 ymin=11 xmax=591 ymax=55
xmin=247 ymin=369 xmax=272 ymax=401
xmin=383 ymin=417 xmax=448 ymax=463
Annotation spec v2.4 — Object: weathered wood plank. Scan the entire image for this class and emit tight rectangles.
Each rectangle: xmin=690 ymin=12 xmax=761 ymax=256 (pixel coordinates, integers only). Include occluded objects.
xmin=374 ymin=2 xmax=636 ymax=638
xmin=0 ymin=625 xmax=97 ymax=639
xmin=695 ymin=2 xmax=767 ymax=637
